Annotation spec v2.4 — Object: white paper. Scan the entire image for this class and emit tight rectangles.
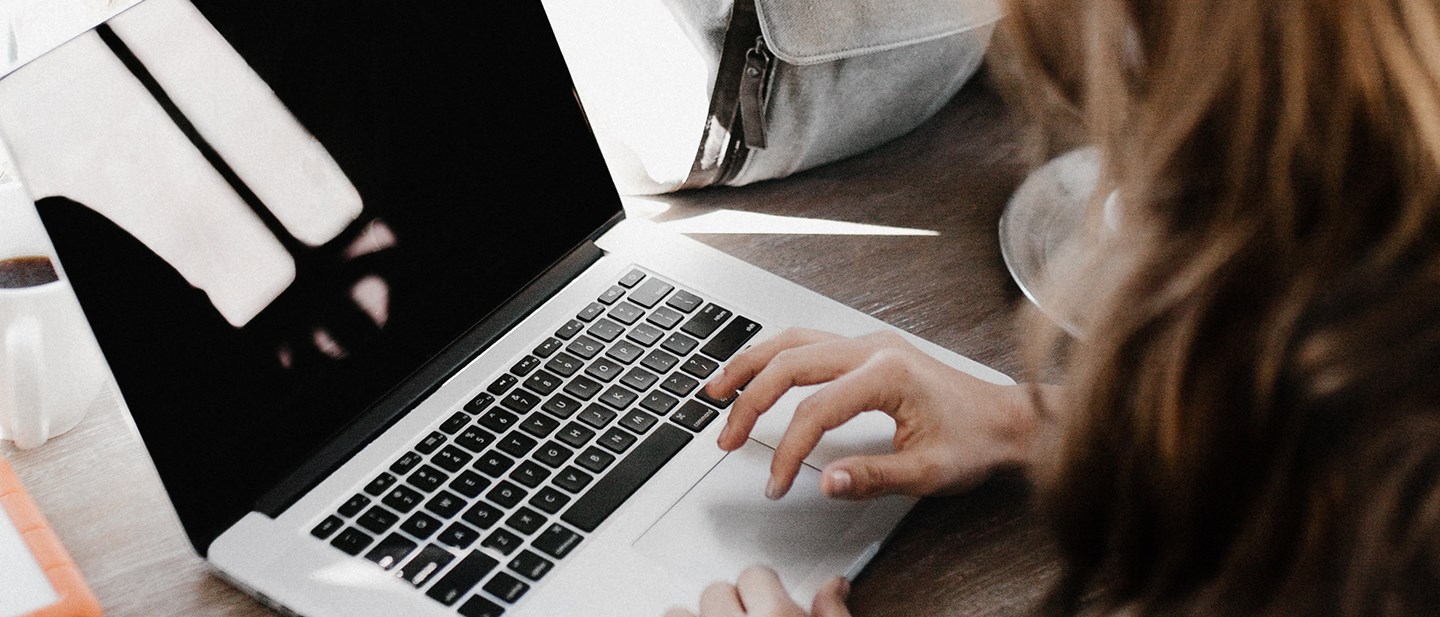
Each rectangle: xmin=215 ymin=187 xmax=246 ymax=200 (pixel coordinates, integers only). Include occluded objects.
xmin=0 ymin=0 xmax=145 ymax=78
xmin=0 ymin=505 xmax=58 ymax=617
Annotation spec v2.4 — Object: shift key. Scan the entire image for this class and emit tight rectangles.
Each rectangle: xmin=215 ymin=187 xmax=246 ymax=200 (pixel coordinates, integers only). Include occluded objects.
xmin=699 ymin=317 xmax=761 ymax=361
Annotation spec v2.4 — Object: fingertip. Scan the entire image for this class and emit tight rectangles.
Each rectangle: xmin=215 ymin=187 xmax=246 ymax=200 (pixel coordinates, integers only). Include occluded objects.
xmin=821 ymin=467 xmax=853 ymax=498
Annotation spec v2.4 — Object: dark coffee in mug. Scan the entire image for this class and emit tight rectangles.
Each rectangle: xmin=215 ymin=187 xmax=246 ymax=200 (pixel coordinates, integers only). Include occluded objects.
xmin=0 ymin=256 xmax=59 ymax=288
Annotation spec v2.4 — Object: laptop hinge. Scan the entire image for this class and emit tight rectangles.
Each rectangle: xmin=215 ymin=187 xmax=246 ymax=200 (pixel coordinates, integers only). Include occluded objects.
xmin=249 ymin=225 xmax=614 ymax=523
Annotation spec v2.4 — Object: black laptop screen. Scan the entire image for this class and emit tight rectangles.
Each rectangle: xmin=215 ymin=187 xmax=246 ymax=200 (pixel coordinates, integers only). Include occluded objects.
xmin=23 ymin=2 xmax=621 ymax=549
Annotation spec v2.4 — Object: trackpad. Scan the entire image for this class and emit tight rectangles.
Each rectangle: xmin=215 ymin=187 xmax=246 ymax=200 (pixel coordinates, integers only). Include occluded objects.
xmin=633 ymin=440 xmax=898 ymax=602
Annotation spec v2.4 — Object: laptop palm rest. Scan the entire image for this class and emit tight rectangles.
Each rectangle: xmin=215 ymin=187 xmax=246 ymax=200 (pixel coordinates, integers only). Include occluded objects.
xmin=633 ymin=439 xmax=892 ymax=604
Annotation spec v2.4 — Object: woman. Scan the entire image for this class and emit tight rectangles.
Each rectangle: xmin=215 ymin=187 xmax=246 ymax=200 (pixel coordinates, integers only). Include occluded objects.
xmin=668 ymin=0 xmax=1440 ymax=615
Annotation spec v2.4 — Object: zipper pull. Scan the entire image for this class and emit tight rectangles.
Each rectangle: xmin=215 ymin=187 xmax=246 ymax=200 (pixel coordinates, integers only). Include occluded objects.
xmin=738 ymin=36 xmax=773 ymax=149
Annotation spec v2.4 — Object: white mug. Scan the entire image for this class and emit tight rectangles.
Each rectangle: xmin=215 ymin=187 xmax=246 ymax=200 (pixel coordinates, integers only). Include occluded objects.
xmin=0 ymin=174 xmax=109 ymax=449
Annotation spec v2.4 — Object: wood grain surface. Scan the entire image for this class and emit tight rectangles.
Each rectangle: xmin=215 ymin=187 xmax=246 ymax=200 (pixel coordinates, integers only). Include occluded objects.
xmin=0 ymin=77 xmax=1058 ymax=616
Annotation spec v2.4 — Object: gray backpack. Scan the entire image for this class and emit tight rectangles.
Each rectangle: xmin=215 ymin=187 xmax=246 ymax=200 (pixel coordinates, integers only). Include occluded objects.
xmin=544 ymin=0 xmax=1001 ymax=194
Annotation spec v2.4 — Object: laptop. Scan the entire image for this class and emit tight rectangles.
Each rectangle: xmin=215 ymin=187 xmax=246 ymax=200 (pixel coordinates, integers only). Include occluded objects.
xmin=6 ymin=1 xmax=1012 ymax=615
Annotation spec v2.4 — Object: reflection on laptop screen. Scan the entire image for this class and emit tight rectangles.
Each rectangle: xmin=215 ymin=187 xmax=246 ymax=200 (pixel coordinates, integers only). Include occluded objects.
xmin=12 ymin=1 xmax=621 ymax=549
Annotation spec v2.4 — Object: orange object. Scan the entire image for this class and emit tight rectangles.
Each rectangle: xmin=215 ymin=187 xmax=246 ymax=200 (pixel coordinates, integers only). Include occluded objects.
xmin=0 ymin=457 xmax=103 ymax=617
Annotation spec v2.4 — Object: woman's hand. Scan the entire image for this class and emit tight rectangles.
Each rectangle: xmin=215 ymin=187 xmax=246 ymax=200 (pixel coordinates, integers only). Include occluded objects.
xmin=706 ymin=328 xmax=1038 ymax=500
xmin=664 ymin=567 xmax=852 ymax=617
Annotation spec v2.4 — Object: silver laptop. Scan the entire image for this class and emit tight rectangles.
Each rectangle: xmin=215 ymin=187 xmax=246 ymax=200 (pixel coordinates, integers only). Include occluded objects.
xmin=20 ymin=1 xmax=1011 ymax=616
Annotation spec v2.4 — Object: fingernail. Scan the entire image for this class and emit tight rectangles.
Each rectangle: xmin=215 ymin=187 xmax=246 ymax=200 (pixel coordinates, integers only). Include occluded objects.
xmin=765 ymin=477 xmax=782 ymax=500
xmin=825 ymin=469 xmax=852 ymax=497
xmin=837 ymin=577 xmax=852 ymax=598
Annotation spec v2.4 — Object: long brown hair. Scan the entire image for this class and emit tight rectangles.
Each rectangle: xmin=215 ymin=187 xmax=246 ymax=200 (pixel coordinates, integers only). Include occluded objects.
xmin=997 ymin=0 xmax=1440 ymax=614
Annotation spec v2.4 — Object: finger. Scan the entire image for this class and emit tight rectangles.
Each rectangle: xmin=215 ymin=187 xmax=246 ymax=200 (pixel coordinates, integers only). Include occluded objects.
xmin=705 ymin=328 xmax=838 ymax=398
xmin=720 ymin=337 xmax=881 ymax=451
xmin=810 ymin=577 xmax=852 ymax=617
xmin=700 ymin=582 xmax=744 ymax=616
xmin=767 ymin=362 xmax=900 ymax=498
xmin=735 ymin=565 xmax=803 ymax=615
xmin=820 ymin=451 xmax=956 ymax=499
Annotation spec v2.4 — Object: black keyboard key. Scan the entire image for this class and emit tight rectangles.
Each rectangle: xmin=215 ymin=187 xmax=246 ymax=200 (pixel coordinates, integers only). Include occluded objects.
xmin=359 ymin=506 xmax=400 ymax=534
xmin=522 ymin=370 xmax=562 ymax=395
xmin=474 ymin=451 xmax=515 ymax=477
xmin=647 ymin=306 xmax=684 ymax=329
xmin=556 ymin=423 xmax=595 ymax=448
xmin=311 ymin=515 xmax=343 ymax=540
xmin=484 ymin=571 xmax=531 ymax=603
xmin=463 ymin=501 xmax=504 ymax=530
xmin=487 ymin=481 xmax=528 ymax=508
xmin=520 ymin=413 xmax=561 ymax=439
xmin=399 ymin=544 xmax=455 ymax=587
xmin=510 ymin=355 xmax=541 ymax=376
xmin=338 ymin=494 xmax=370 ymax=518
xmin=534 ymin=337 xmax=562 ymax=358
xmin=695 ymin=386 xmax=736 ymax=409
xmin=438 ymin=522 xmax=481 ymax=549
xmin=406 ymin=465 xmax=449 ymax=493
xmin=532 ymin=524 xmax=584 ymax=559
xmin=700 ymin=316 xmax=762 ymax=361
xmin=365 ymin=533 xmax=418 ymax=570
xmin=561 ymin=425 xmax=693 ymax=532
xmin=401 ymin=511 xmax=442 ymax=540
xmin=415 ymin=430 xmax=447 ymax=454
xmin=599 ymin=385 xmax=639 ymax=410
xmin=660 ymin=373 xmax=701 ymax=397
xmin=464 ymin=392 xmax=496 ymax=414
xmin=509 ymin=461 xmax=552 ymax=488
xmin=534 ymin=441 xmax=574 ymax=468
xmin=505 ymin=507 xmax=547 ymax=536
xmin=497 ymin=432 xmax=539 ymax=458
xmin=598 ymin=427 xmax=638 ymax=453
xmin=575 ymin=447 xmax=617 ymax=473
xmin=661 ymin=332 xmax=699 ymax=356
xmin=382 ymin=486 xmax=424 ymax=513
xmin=529 ymin=487 xmax=572 ymax=514
xmin=666 ymin=289 xmax=703 ymax=313
xmin=509 ymin=549 xmax=555 ymax=581
xmin=552 ymin=466 xmax=594 ymax=493
xmin=428 ymin=489 xmax=469 ymax=517
xmin=556 ymin=319 xmax=584 ymax=339
xmin=576 ymin=301 xmax=605 ymax=322
xmin=618 ymin=269 xmax=646 ymax=288
xmin=640 ymin=349 xmax=679 ymax=373
xmin=544 ymin=352 xmax=582 ymax=377
xmin=330 ymin=527 xmax=374 ymax=556
xmin=391 ymin=451 xmax=424 ymax=475
xmin=628 ymin=323 xmax=664 ymax=346
xmin=541 ymin=393 xmax=583 ymax=418
xmin=681 ymin=355 xmax=721 ymax=379
xmin=620 ymin=410 xmax=659 ymax=434
xmin=364 ymin=472 xmax=397 ymax=496
xmin=487 ymin=374 xmax=518 ymax=396
xmin=606 ymin=340 xmax=645 ymax=364
xmin=440 ymin=411 xmax=471 ymax=434
xmin=426 ymin=551 xmax=498 ymax=606
xmin=433 ymin=445 xmax=475 ymax=472
xmin=619 ymin=366 xmax=659 ymax=391
xmin=587 ymin=318 xmax=625 ymax=343
xmin=478 ymin=409 xmax=520 ymax=434
xmin=565 ymin=335 xmax=604 ymax=359
xmin=483 ymin=528 xmax=524 ymax=555
xmin=681 ymin=304 xmax=733 ymax=339
xmin=607 ymin=302 xmax=645 ymax=325
xmin=458 ymin=596 xmax=505 ymax=617
xmin=562 ymin=376 xmax=602 ymax=400
xmin=639 ymin=391 xmax=679 ymax=416
xmin=628 ymin=279 xmax=673 ymax=308
xmin=584 ymin=357 xmax=624 ymax=382
xmin=671 ymin=400 xmax=722 ymax=432
xmin=501 ymin=390 xmax=541 ymax=414
xmin=456 ymin=425 xmax=497 ymax=453
xmin=578 ymin=405 xmax=618 ymax=429
xmin=598 ymin=285 xmax=626 ymax=304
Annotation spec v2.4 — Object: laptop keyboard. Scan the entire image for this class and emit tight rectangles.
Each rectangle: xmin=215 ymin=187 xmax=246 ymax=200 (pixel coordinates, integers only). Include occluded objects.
xmin=307 ymin=268 xmax=762 ymax=616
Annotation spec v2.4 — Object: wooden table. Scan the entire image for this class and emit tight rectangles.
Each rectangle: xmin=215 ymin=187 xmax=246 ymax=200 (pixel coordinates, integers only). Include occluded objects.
xmin=1 ymin=78 xmax=1058 ymax=616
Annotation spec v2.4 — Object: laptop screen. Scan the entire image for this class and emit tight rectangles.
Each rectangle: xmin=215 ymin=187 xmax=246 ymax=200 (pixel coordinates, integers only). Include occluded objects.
xmin=8 ymin=1 xmax=621 ymax=549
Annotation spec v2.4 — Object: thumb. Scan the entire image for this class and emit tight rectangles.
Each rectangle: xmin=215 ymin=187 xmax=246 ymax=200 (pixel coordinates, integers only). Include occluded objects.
xmin=811 ymin=576 xmax=852 ymax=617
xmin=821 ymin=452 xmax=938 ymax=500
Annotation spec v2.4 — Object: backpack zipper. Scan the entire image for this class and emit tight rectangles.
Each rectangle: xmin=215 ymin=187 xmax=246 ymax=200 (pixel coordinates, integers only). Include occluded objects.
xmin=681 ymin=0 xmax=775 ymax=188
